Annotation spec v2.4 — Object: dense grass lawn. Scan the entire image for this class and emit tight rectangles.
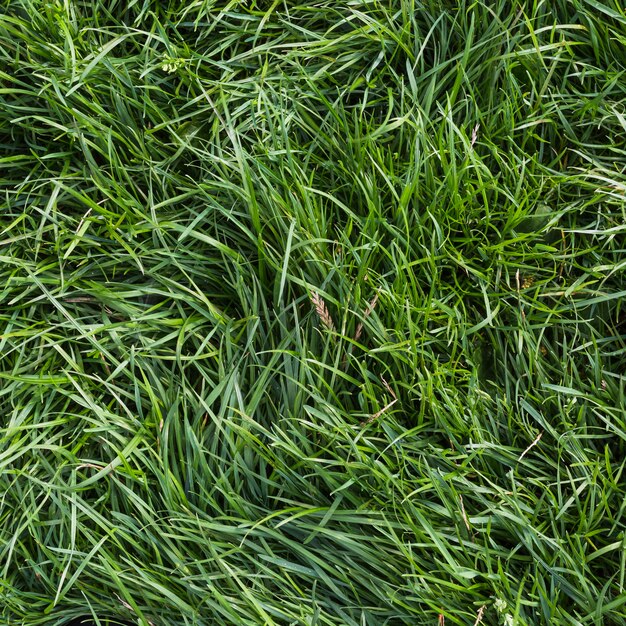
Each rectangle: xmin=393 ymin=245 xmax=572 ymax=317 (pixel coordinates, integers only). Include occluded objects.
xmin=1 ymin=1 xmax=626 ymax=624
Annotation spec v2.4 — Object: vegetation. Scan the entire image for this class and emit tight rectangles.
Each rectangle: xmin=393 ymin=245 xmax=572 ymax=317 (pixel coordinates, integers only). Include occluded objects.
xmin=1 ymin=1 xmax=626 ymax=624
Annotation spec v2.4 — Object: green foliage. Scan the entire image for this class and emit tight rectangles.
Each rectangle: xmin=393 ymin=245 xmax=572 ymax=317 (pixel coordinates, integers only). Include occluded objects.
xmin=1 ymin=0 xmax=626 ymax=624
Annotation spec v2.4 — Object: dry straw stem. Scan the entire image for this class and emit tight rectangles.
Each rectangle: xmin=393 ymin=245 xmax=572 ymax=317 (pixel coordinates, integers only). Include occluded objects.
xmin=361 ymin=376 xmax=397 ymax=426
xmin=471 ymin=123 xmax=480 ymax=147
xmin=473 ymin=605 xmax=486 ymax=626
xmin=310 ymin=291 xmax=335 ymax=332
xmin=518 ymin=431 xmax=543 ymax=461
xmin=354 ymin=291 xmax=379 ymax=342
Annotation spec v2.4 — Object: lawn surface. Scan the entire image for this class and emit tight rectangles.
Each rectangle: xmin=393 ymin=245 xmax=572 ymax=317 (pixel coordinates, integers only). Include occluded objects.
xmin=1 ymin=1 xmax=626 ymax=624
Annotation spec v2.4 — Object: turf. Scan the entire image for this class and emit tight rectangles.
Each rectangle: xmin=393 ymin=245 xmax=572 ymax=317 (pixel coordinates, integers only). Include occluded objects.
xmin=1 ymin=1 xmax=626 ymax=624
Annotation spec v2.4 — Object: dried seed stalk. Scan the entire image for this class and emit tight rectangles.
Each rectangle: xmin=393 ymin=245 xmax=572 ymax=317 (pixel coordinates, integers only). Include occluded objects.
xmin=473 ymin=605 xmax=486 ymax=626
xmin=361 ymin=376 xmax=397 ymax=426
xmin=354 ymin=291 xmax=379 ymax=342
xmin=311 ymin=291 xmax=335 ymax=332
xmin=471 ymin=123 xmax=480 ymax=147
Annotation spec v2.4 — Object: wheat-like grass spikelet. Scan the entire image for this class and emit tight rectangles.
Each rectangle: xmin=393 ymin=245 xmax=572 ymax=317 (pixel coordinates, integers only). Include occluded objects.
xmin=310 ymin=291 xmax=335 ymax=332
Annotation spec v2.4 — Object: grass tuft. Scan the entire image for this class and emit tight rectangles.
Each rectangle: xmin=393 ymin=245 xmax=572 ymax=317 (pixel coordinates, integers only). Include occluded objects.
xmin=1 ymin=0 xmax=626 ymax=625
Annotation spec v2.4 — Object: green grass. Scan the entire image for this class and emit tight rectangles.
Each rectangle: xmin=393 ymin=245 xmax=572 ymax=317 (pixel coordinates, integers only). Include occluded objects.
xmin=1 ymin=0 xmax=626 ymax=624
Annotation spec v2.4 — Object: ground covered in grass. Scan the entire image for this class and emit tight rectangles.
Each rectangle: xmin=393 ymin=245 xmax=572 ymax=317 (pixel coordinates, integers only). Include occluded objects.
xmin=1 ymin=1 xmax=626 ymax=624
